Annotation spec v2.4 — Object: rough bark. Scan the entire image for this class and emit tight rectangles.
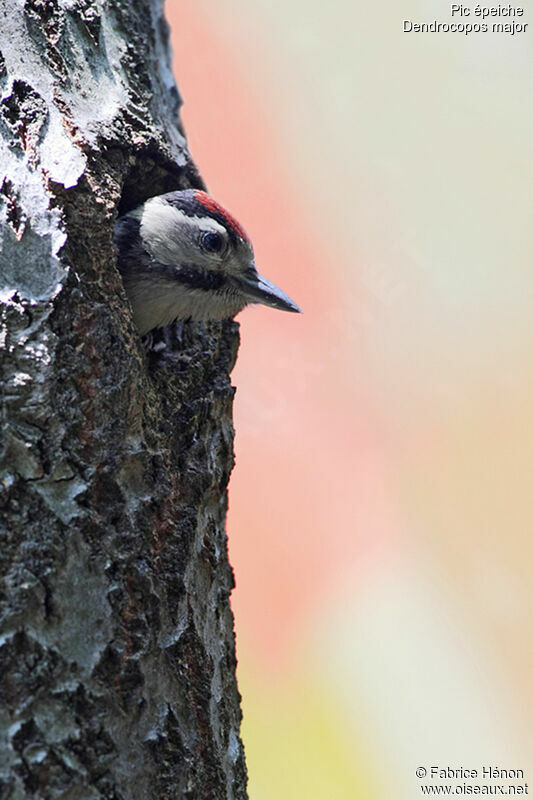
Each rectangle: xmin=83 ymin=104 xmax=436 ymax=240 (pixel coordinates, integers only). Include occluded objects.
xmin=0 ymin=1 xmax=247 ymax=798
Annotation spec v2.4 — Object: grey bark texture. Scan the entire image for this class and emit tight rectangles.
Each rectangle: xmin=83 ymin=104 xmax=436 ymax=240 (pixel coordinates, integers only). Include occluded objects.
xmin=0 ymin=1 xmax=248 ymax=798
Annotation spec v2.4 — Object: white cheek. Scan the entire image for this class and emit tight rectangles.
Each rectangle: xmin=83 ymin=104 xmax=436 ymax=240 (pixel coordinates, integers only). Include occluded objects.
xmin=139 ymin=199 xmax=227 ymax=265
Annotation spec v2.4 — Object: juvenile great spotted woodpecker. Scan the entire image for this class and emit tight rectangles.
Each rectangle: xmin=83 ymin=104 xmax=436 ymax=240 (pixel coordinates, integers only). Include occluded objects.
xmin=114 ymin=189 xmax=301 ymax=335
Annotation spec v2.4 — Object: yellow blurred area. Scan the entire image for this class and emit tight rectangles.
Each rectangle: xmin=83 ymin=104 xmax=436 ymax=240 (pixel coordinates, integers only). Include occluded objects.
xmin=239 ymin=664 xmax=377 ymax=800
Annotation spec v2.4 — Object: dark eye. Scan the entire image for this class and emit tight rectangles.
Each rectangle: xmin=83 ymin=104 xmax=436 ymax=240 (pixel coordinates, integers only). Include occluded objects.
xmin=201 ymin=231 xmax=225 ymax=254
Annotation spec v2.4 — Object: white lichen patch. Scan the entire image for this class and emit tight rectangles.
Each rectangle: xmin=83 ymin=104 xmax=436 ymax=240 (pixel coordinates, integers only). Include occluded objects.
xmin=33 ymin=476 xmax=88 ymax=524
xmin=11 ymin=371 xmax=32 ymax=386
xmin=24 ymin=340 xmax=52 ymax=364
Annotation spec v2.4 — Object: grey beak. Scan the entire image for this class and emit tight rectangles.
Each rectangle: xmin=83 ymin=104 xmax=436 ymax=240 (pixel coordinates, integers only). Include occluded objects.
xmin=235 ymin=269 xmax=302 ymax=314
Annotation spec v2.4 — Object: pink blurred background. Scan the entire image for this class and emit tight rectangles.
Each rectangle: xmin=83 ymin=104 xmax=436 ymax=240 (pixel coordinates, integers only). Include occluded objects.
xmin=167 ymin=2 xmax=533 ymax=797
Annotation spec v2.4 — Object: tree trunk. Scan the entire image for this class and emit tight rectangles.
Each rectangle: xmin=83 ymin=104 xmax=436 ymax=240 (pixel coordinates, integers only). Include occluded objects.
xmin=0 ymin=1 xmax=247 ymax=798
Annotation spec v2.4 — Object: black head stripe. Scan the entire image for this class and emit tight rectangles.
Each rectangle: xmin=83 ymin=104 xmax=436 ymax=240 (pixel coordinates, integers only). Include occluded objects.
xmin=115 ymin=215 xmax=152 ymax=276
xmin=131 ymin=257 xmax=227 ymax=292
xmin=174 ymin=264 xmax=226 ymax=292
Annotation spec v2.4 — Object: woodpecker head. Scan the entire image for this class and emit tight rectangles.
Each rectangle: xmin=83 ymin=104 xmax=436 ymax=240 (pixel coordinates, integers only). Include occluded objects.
xmin=114 ymin=189 xmax=301 ymax=336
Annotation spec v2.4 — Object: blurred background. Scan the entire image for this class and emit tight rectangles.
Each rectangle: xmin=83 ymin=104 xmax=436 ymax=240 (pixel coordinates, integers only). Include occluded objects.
xmin=167 ymin=1 xmax=533 ymax=797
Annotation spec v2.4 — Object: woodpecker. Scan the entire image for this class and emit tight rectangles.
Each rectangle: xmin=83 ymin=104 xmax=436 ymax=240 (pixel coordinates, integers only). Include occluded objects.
xmin=114 ymin=189 xmax=301 ymax=335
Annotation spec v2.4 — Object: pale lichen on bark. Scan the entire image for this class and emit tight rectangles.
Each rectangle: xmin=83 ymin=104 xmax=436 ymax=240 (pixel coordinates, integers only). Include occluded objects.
xmin=0 ymin=1 xmax=247 ymax=798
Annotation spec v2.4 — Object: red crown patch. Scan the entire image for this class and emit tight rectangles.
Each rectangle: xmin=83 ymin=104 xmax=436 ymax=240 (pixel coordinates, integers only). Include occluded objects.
xmin=193 ymin=190 xmax=250 ymax=244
